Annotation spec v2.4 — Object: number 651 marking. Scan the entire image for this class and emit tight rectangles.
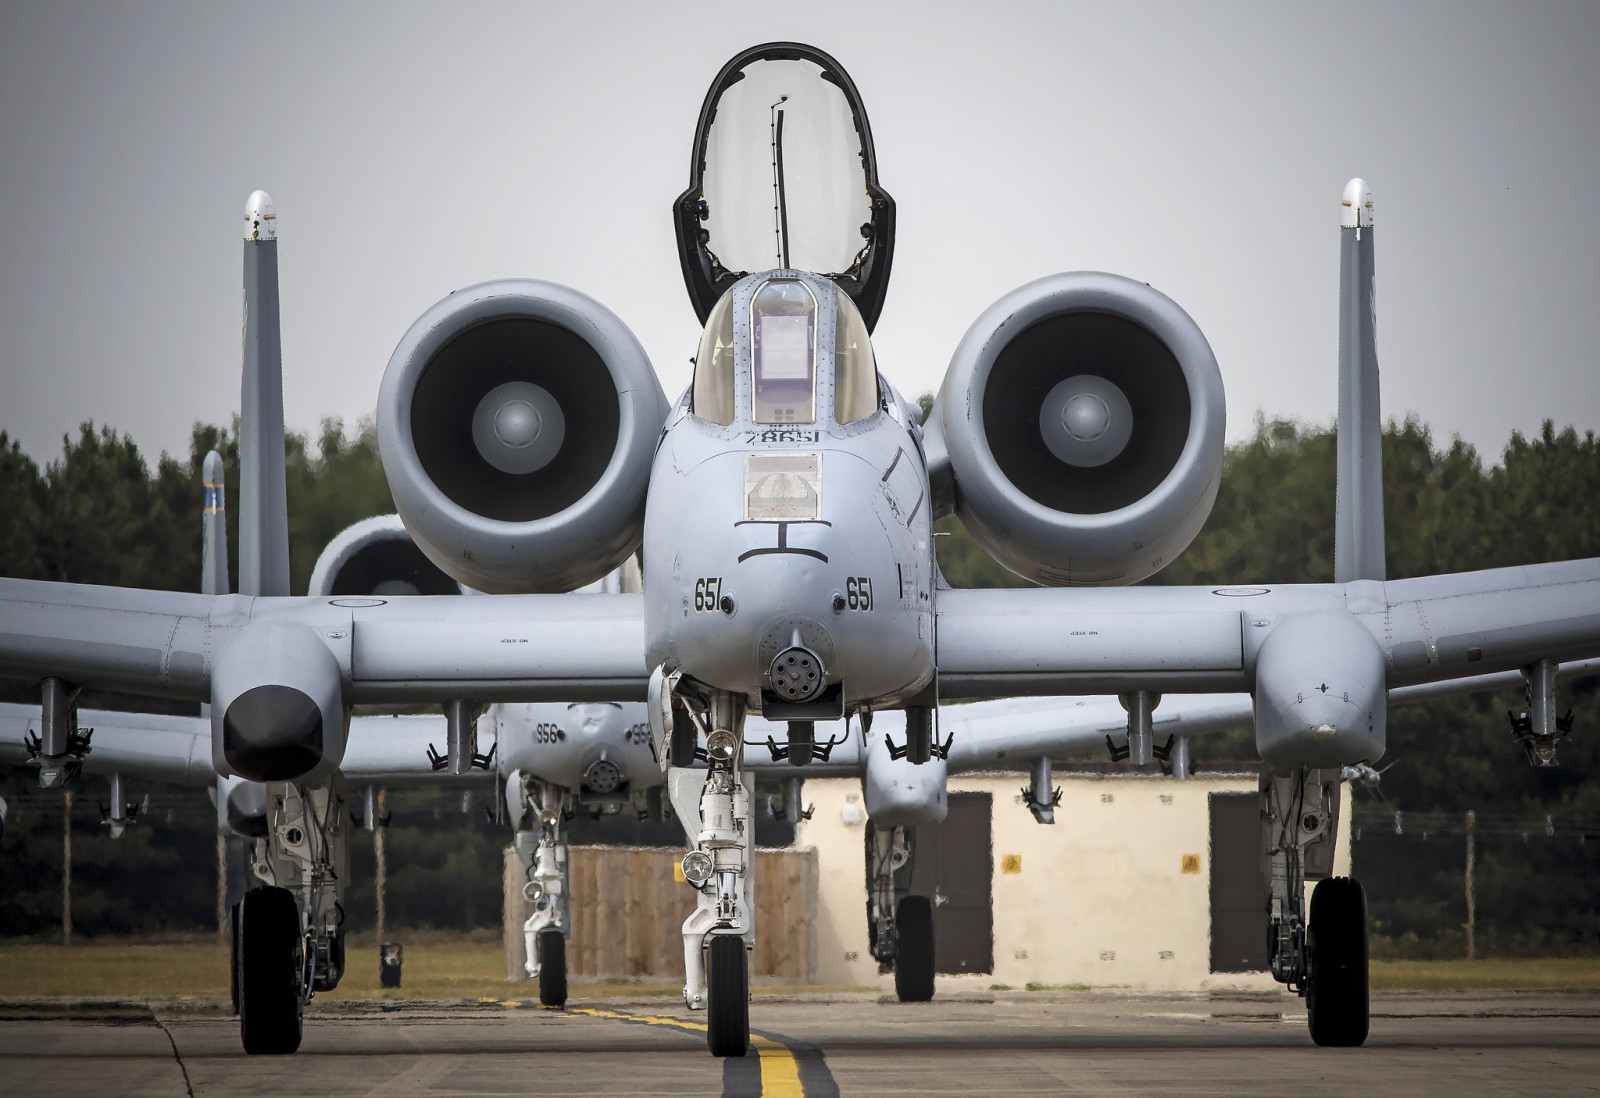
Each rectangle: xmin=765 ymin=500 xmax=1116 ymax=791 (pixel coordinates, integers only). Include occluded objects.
xmin=694 ymin=577 xmax=722 ymax=612
xmin=845 ymin=576 xmax=873 ymax=611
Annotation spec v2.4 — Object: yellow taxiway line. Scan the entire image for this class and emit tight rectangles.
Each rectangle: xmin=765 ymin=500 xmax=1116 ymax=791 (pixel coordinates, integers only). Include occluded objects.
xmin=566 ymin=1006 xmax=805 ymax=1097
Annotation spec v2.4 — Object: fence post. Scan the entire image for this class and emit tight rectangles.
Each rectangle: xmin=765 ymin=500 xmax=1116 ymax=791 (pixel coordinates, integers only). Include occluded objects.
xmin=374 ymin=787 xmax=388 ymax=944
xmin=1465 ymin=809 xmax=1476 ymax=961
xmin=62 ymin=791 xmax=72 ymax=947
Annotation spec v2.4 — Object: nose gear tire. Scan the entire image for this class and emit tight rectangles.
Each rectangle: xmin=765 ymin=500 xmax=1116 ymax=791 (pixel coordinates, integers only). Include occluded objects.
xmin=538 ymin=929 xmax=568 ymax=1008
xmin=706 ymin=935 xmax=750 ymax=1057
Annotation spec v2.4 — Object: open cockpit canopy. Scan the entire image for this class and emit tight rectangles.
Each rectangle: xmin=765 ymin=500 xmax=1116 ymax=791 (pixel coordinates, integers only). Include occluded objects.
xmin=674 ymin=43 xmax=895 ymax=332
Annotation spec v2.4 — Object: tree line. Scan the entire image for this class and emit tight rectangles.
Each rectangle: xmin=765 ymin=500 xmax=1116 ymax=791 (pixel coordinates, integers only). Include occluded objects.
xmin=0 ymin=414 xmax=1596 ymax=953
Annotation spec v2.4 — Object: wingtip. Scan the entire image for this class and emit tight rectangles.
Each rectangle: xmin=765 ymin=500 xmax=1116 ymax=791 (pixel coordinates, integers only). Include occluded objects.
xmin=244 ymin=190 xmax=277 ymax=241
xmin=1340 ymin=178 xmax=1373 ymax=229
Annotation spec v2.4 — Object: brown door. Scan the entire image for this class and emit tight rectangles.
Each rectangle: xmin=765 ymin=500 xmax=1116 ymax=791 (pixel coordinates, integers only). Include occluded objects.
xmin=907 ymin=792 xmax=993 ymax=974
xmin=1209 ymin=792 xmax=1268 ymax=972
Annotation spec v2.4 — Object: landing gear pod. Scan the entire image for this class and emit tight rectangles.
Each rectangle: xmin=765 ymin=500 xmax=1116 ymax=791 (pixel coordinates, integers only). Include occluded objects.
xmin=378 ymin=279 xmax=667 ymax=594
xmin=933 ymin=273 xmax=1226 ymax=586
xmin=673 ymin=42 xmax=895 ymax=331
xmin=211 ymin=619 xmax=347 ymax=784
xmin=862 ymin=717 xmax=948 ymax=828
xmin=1253 ymin=613 xmax=1386 ymax=770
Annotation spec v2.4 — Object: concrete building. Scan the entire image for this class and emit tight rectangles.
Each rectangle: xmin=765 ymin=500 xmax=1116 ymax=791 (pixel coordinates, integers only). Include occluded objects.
xmin=796 ymin=768 xmax=1352 ymax=994
xmin=505 ymin=767 xmax=1352 ymax=993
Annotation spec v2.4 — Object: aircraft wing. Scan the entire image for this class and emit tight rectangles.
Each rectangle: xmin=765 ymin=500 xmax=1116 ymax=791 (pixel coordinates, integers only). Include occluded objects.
xmin=933 ymin=657 xmax=1600 ymax=772
xmin=0 ymin=579 xmax=648 ymax=705
xmin=935 ymin=559 xmax=1600 ymax=699
xmin=0 ymin=703 xmax=215 ymax=785
xmin=0 ymin=704 xmax=486 ymax=788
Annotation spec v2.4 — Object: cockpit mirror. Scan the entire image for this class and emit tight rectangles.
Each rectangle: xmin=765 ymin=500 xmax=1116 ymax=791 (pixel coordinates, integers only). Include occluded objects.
xmin=674 ymin=42 xmax=896 ymax=333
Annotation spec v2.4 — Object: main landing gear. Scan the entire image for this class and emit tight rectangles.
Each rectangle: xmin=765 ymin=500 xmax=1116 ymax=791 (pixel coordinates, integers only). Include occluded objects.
xmin=235 ymin=776 xmax=348 ymax=1055
xmin=665 ymin=690 xmax=754 ymax=1058
xmin=512 ymin=775 xmax=572 ymax=1007
xmin=1260 ymin=766 xmax=1369 ymax=1047
xmin=865 ymin=821 xmax=935 ymax=1002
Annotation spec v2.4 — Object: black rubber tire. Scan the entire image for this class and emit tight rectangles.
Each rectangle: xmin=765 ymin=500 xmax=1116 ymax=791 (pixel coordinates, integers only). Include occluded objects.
xmin=239 ymin=886 xmax=303 ymax=1055
xmin=537 ymin=929 xmax=568 ymax=1007
xmin=904 ymin=708 xmax=933 ymax=766
xmin=229 ymin=901 xmax=242 ymax=1015
xmin=1307 ymin=876 xmax=1369 ymax=1047
xmin=894 ymin=895 xmax=936 ymax=1002
xmin=787 ymin=720 xmax=814 ymax=767
xmin=706 ymin=935 xmax=750 ymax=1058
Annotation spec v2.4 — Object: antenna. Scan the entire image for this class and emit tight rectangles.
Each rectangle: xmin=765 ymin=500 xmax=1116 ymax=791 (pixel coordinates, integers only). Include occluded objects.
xmin=770 ymin=95 xmax=790 ymax=269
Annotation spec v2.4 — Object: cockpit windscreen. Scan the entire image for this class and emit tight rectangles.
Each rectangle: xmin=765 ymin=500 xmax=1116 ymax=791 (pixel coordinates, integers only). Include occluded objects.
xmin=751 ymin=279 xmax=816 ymax=424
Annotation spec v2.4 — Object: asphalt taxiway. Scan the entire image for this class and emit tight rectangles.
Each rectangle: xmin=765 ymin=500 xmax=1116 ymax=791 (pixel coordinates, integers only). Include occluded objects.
xmin=2 ymin=989 xmax=1597 ymax=1096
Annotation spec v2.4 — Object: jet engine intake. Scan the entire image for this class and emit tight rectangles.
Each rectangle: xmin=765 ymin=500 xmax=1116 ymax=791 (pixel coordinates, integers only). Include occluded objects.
xmin=307 ymin=514 xmax=464 ymax=597
xmin=933 ymin=273 xmax=1225 ymax=585
xmin=378 ymin=279 xmax=668 ymax=593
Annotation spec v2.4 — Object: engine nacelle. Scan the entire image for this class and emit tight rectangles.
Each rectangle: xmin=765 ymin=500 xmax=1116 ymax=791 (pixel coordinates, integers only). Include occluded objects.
xmin=211 ymin=619 xmax=347 ymax=784
xmin=307 ymin=514 xmax=464 ymax=597
xmin=934 ymin=273 xmax=1225 ymax=585
xmin=378 ymin=279 xmax=668 ymax=593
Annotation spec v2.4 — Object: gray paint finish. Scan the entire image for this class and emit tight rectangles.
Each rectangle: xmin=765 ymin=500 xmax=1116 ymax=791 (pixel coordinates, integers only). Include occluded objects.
xmin=1335 ymin=222 xmax=1385 ymax=584
xmin=239 ymin=237 xmax=290 ymax=598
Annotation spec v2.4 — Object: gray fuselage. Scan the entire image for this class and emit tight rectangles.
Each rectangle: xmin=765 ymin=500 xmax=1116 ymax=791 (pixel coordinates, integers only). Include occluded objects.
xmin=642 ymin=270 xmax=934 ymax=714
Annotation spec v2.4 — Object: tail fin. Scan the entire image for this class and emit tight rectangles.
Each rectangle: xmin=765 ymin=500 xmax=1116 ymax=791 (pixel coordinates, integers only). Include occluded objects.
xmin=238 ymin=190 xmax=291 ymax=597
xmin=1334 ymin=178 xmax=1385 ymax=583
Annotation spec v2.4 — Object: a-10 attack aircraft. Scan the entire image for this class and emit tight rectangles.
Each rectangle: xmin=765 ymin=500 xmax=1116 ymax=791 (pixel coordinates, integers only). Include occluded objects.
xmin=3 ymin=41 xmax=1598 ymax=1058
xmin=13 ymin=499 xmax=1581 ymax=1014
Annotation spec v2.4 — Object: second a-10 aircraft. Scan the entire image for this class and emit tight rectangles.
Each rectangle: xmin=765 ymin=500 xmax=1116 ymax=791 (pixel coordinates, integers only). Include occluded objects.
xmin=3 ymin=42 xmax=1598 ymax=1058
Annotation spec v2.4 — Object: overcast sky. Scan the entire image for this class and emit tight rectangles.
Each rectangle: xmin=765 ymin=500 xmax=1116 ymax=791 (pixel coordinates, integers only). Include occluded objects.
xmin=2 ymin=1 xmax=1596 ymax=467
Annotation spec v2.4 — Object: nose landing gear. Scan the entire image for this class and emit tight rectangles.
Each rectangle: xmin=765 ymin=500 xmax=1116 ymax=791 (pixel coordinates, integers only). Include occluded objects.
xmin=514 ymin=777 xmax=572 ymax=1007
xmin=666 ymin=689 xmax=754 ymax=1057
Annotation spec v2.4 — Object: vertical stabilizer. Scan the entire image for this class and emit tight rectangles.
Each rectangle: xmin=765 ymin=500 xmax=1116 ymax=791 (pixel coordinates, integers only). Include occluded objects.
xmin=239 ymin=190 xmax=291 ymax=597
xmin=1334 ymin=178 xmax=1385 ymax=583
xmin=202 ymin=450 xmax=230 ymax=597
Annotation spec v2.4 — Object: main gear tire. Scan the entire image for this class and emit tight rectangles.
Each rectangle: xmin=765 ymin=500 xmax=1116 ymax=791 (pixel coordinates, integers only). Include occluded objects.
xmin=229 ymin=901 xmax=242 ymax=1015
xmin=894 ymin=895 xmax=936 ymax=1002
xmin=239 ymin=886 xmax=303 ymax=1055
xmin=1306 ymin=876 xmax=1369 ymax=1047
